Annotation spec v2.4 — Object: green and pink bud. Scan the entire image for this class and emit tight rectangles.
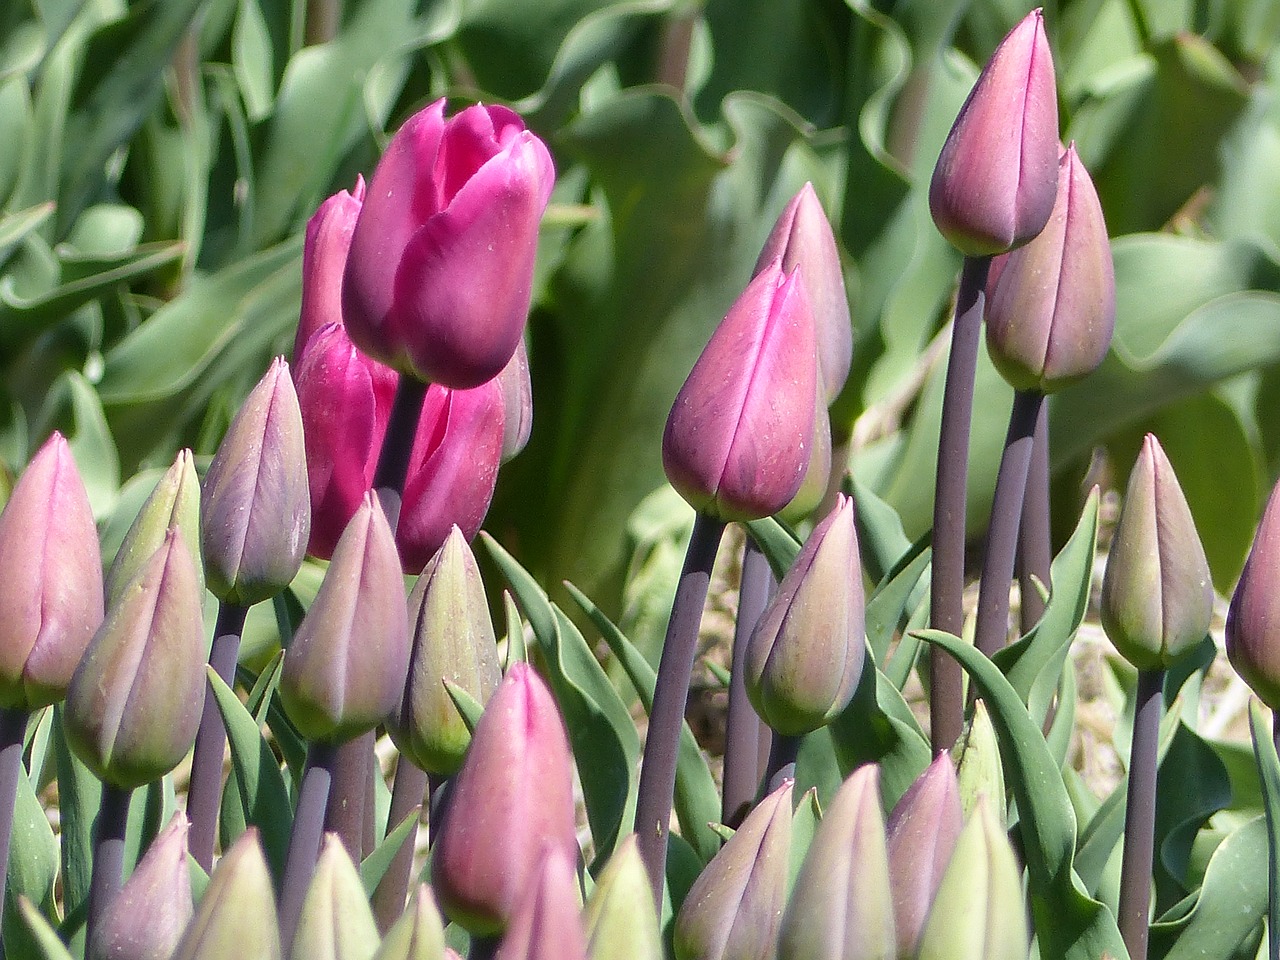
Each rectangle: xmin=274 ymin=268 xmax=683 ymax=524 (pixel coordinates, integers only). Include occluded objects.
xmin=295 ymin=178 xmax=365 ymax=359
xmin=290 ymin=834 xmax=380 ymax=960
xmin=171 ymin=829 xmax=281 ymax=960
xmin=1228 ymin=476 xmax=1280 ymax=708
xmin=583 ymin=835 xmax=663 ymax=960
xmin=373 ymin=885 xmax=448 ymax=960
xmin=494 ymin=847 xmax=588 ymax=960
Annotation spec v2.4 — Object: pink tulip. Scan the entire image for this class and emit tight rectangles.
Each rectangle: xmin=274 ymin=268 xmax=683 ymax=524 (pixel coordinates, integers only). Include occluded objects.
xmin=295 ymin=179 xmax=365 ymax=360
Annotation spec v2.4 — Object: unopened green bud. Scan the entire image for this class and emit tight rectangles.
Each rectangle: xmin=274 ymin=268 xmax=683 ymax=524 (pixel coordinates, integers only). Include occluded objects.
xmin=373 ymin=885 xmax=447 ymax=960
xmin=202 ymin=357 xmax=311 ymax=606
xmin=65 ymin=529 xmax=206 ymax=789
xmin=106 ymin=449 xmax=201 ymax=607
xmin=674 ymin=779 xmax=794 ymax=960
xmin=290 ymin=833 xmax=379 ymax=960
xmin=915 ymin=797 xmax=1028 ymax=960
xmin=91 ymin=812 xmax=193 ymax=960
xmin=583 ymin=835 xmax=662 ymax=960
xmin=172 ymin=829 xmax=282 ymax=960
xmin=493 ymin=848 xmax=587 ymax=960
xmin=952 ymin=701 xmax=1005 ymax=819
xmin=778 ymin=765 xmax=894 ymax=960
xmin=389 ymin=526 xmax=501 ymax=775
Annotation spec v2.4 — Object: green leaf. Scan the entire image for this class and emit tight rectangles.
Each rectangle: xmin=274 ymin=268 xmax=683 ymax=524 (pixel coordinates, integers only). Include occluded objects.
xmin=443 ymin=680 xmax=485 ymax=735
xmin=51 ymin=706 xmax=94 ymax=931
xmin=1249 ymin=702 xmax=1280 ymax=960
xmin=0 ymin=203 xmax=53 ymax=267
xmin=2 ymin=753 xmax=59 ymax=960
xmin=17 ymin=897 xmax=74 ymax=960
xmin=360 ymin=809 xmax=419 ymax=899
xmin=743 ymin=516 xmax=802 ymax=580
xmin=864 ymin=535 xmax=930 ymax=665
xmin=1153 ymin=722 xmax=1232 ymax=902
xmin=208 ymin=666 xmax=292 ymax=883
xmin=35 ymin=371 xmax=120 ymax=518
xmin=232 ymin=0 xmax=274 ymax=121
xmin=916 ymin=630 xmax=1130 ymax=960
xmin=851 ymin=478 xmax=914 ymax=586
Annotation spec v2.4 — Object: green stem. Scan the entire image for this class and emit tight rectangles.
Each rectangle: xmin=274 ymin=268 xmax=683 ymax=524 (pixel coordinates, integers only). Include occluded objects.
xmin=1119 ymin=668 xmax=1163 ymax=960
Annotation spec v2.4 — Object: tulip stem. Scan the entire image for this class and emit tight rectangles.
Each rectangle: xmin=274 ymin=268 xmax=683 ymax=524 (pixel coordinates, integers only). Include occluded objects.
xmin=1119 ymin=668 xmax=1163 ymax=960
xmin=86 ymin=783 xmax=133 ymax=958
xmin=1270 ymin=713 xmax=1280 ymax=960
xmin=764 ymin=733 xmax=801 ymax=789
xmin=470 ymin=934 xmax=500 ymax=960
xmin=323 ymin=731 xmax=372 ymax=862
xmin=635 ymin=511 xmax=726 ymax=904
xmin=974 ymin=389 xmax=1044 ymax=657
xmin=722 ymin=538 xmax=774 ymax=828
xmin=372 ymin=757 xmax=429 ymax=932
xmin=930 ymin=255 xmax=991 ymax=750
xmin=1017 ymin=402 xmax=1052 ymax=634
xmin=279 ymin=740 xmax=339 ymax=953
xmin=373 ymin=376 xmax=430 ymax=529
xmin=0 ymin=707 xmax=27 ymax=960
xmin=188 ymin=601 xmax=250 ymax=872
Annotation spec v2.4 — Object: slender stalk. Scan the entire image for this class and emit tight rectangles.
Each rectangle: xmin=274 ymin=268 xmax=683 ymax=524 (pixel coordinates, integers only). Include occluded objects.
xmin=86 ymin=783 xmax=133 ymax=957
xmin=929 ymin=255 xmax=991 ymax=749
xmin=1269 ymin=713 xmax=1280 ymax=960
xmin=371 ymin=757 xmax=429 ymax=931
xmin=323 ymin=731 xmax=371 ymax=861
xmin=470 ymin=934 xmax=501 ymax=960
xmin=304 ymin=0 xmax=341 ymax=45
xmin=974 ymin=390 xmax=1044 ymax=657
xmin=279 ymin=740 xmax=340 ymax=953
xmin=188 ymin=602 xmax=250 ymax=871
xmin=1119 ymin=669 xmax=1163 ymax=960
xmin=721 ymin=538 xmax=773 ymax=828
xmin=1018 ymin=401 xmax=1052 ymax=634
xmin=373 ymin=376 xmax=430 ymax=526
xmin=634 ymin=512 xmax=726 ymax=904
xmin=763 ymin=733 xmax=801 ymax=790
xmin=0 ymin=708 xmax=27 ymax=960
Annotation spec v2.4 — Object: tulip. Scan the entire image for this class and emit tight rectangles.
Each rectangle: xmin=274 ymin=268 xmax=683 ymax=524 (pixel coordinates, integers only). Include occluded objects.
xmin=342 ymin=99 xmax=556 ymax=388
xmin=295 ymin=178 xmax=366 ymax=360
xmin=777 ymin=766 xmax=894 ymax=960
xmin=673 ymin=778 xmax=793 ymax=960
xmin=494 ymin=847 xmax=587 ymax=960
xmin=106 ymin=449 xmax=201 ymax=608
xmin=171 ymin=829 xmax=282 ymax=960
xmin=745 ymin=493 xmax=864 ymax=734
xmin=929 ymin=9 xmax=1059 ymax=255
xmin=89 ymin=812 xmax=193 ymax=960
xmin=202 ymin=357 xmax=311 ymax=606
xmin=754 ymin=183 xmax=852 ymax=403
xmin=985 ymin=145 xmax=1114 ymax=394
xmin=432 ymin=662 xmax=579 ymax=935
xmin=280 ymin=493 xmax=410 ymax=743
xmin=0 ymin=432 xmax=104 ymax=711
xmin=915 ymin=797 xmax=1029 ymax=960
xmin=777 ymin=391 xmax=832 ymax=522
xmin=290 ymin=834 xmax=380 ymax=960
xmin=389 ymin=526 xmax=501 ymax=775
xmin=583 ymin=835 xmax=663 ymax=960
xmin=1102 ymin=435 xmax=1212 ymax=671
xmin=64 ymin=529 xmax=206 ymax=789
xmin=885 ymin=753 xmax=964 ymax=958
xmin=294 ymin=321 xmax=398 ymax=560
xmin=373 ymin=885 xmax=448 ymax=960
xmin=497 ymin=338 xmax=533 ymax=462
xmin=1228 ymin=476 xmax=1280 ymax=708
xmin=663 ymin=259 xmax=819 ymax=521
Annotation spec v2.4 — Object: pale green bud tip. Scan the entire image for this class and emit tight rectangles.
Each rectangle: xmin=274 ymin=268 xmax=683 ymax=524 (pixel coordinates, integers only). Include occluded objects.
xmin=373 ymin=885 xmax=447 ymax=960
xmin=291 ymin=834 xmax=379 ymax=960
xmin=171 ymin=830 xmax=282 ymax=960
xmin=1102 ymin=434 xmax=1213 ymax=670
xmin=584 ymin=835 xmax=663 ymax=960
xmin=1229 ymin=474 xmax=1280 ymax=708
xmin=952 ymin=701 xmax=1005 ymax=819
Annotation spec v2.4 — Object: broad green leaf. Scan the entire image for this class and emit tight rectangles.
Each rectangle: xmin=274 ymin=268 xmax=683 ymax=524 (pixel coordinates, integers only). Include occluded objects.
xmin=864 ymin=536 xmax=930 ymax=665
xmin=743 ymin=516 xmax=802 ymax=580
xmin=1153 ymin=721 xmax=1232 ymax=902
xmin=34 ymin=371 xmax=120 ymax=518
xmin=232 ymin=0 xmax=274 ymax=121
xmin=443 ymin=680 xmax=485 ymax=735
xmin=916 ymin=630 xmax=1129 ymax=960
xmin=2 ymin=755 xmax=58 ymax=960
xmin=360 ymin=809 xmax=419 ymax=899
xmin=1249 ymin=702 xmax=1280 ymax=960
xmin=851 ymin=478 xmax=913 ymax=586
xmin=51 ymin=706 xmax=94 ymax=935
xmin=17 ymin=898 xmax=73 ymax=960
xmin=0 ymin=204 xmax=53 ymax=268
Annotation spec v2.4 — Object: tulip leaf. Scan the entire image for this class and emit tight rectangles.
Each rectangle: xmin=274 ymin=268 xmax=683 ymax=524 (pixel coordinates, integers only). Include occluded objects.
xmin=744 ymin=516 xmax=802 ymax=580
xmin=443 ymin=680 xmax=485 ymax=735
xmin=0 ymin=202 xmax=53 ymax=267
xmin=865 ymin=535 xmax=931 ymax=665
xmin=2 ymin=754 xmax=58 ymax=960
xmin=851 ymin=478 xmax=915 ymax=586
xmin=208 ymin=666 xmax=292 ymax=883
xmin=16 ymin=898 xmax=73 ymax=960
xmin=915 ymin=629 xmax=1130 ymax=960
xmin=502 ymin=592 xmax=526 ymax=668
xmin=35 ymin=370 xmax=120 ymax=519
xmin=1248 ymin=701 xmax=1280 ymax=959
xmin=564 ymin=580 xmax=722 ymax=864
xmin=51 ymin=706 xmax=95 ymax=931
xmin=1153 ymin=721 xmax=1232 ymax=902
xmin=360 ymin=809 xmax=420 ymax=899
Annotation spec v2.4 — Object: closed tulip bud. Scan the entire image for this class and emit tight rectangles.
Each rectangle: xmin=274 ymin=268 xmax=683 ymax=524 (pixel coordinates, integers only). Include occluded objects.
xmin=985 ymin=145 xmax=1114 ymax=394
xmin=343 ymin=99 xmax=556 ymax=388
xmin=664 ymin=260 xmax=819 ymax=521
xmin=90 ymin=812 xmax=193 ymax=960
xmin=755 ymin=183 xmax=852 ymax=403
xmin=745 ymin=493 xmax=864 ymax=735
xmin=389 ymin=526 xmax=501 ymax=774
xmin=497 ymin=339 xmax=533 ymax=462
xmin=0 ymin=432 xmax=103 ymax=711
xmin=396 ymin=380 xmax=505 ymax=573
xmin=290 ymin=834 xmax=379 ymax=960
xmin=432 ymin=662 xmax=579 ymax=935
xmin=494 ymin=847 xmax=587 ymax=960
xmin=281 ymin=493 xmax=410 ymax=743
xmin=885 ymin=752 xmax=964 ymax=958
xmin=65 ymin=529 xmax=205 ymax=789
xmin=929 ymin=9 xmax=1059 ymax=255
xmin=583 ymin=835 xmax=662 ymax=960
xmin=202 ymin=358 xmax=311 ymax=606
xmin=777 ymin=394 xmax=832 ymax=523
xmin=294 ymin=321 xmax=398 ymax=560
xmin=373 ymin=885 xmax=447 ymax=960
xmin=172 ymin=829 xmax=282 ymax=960
xmin=915 ymin=797 xmax=1028 ymax=960
xmin=952 ymin=701 xmax=1005 ymax=819
xmin=295 ymin=179 xmax=366 ymax=360
xmin=778 ymin=766 xmax=894 ymax=960
xmin=1228 ymin=476 xmax=1280 ymax=708
xmin=673 ymin=779 xmax=794 ymax=960
xmin=1102 ymin=435 xmax=1212 ymax=671
xmin=106 ymin=449 xmax=201 ymax=608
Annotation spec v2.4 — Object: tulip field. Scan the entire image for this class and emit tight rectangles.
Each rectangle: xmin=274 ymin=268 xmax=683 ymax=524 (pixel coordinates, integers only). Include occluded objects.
xmin=4 ymin=0 xmax=1280 ymax=958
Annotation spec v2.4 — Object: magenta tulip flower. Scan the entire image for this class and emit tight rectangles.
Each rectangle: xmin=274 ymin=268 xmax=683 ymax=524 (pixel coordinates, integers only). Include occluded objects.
xmin=1229 ymin=476 xmax=1280 ymax=708
xmin=295 ymin=179 xmax=365 ymax=360
xmin=342 ymin=99 xmax=556 ymax=388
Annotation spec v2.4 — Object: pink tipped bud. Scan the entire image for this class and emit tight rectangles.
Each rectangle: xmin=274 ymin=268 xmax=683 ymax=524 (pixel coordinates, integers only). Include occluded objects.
xmin=494 ymin=847 xmax=588 ymax=960
xmin=1228 ymin=476 xmax=1280 ymax=708
xmin=295 ymin=179 xmax=365 ymax=360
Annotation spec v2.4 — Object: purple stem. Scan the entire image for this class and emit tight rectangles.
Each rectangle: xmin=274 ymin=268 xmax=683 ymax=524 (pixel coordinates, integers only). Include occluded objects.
xmin=721 ymin=538 xmax=774 ymax=827
xmin=763 ymin=732 xmax=801 ymax=789
xmin=930 ymin=255 xmax=991 ymax=750
xmin=974 ymin=390 xmax=1044 ymax=657
xmin=635 ymin=512 xmax=725 ymax=904
xmin=86 ymin=783 xmax=133 ymax=958
xmin=371 ymin=757 xmax=428 ymax=931
xmin=1018 ymin=401 xmax=1052 ymax=634
xmin=278 ymin=740 xmax=339 ymax=953
xmin=0 ymin=708 xmax=27 ymax=960
xmin=188 ymin=602 xmax=250 ymax=872
xmin=1118 ymin=668 xmax=1163 ymax=960
xmin=1271 ymin=713 xmax=1280 ymax=960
